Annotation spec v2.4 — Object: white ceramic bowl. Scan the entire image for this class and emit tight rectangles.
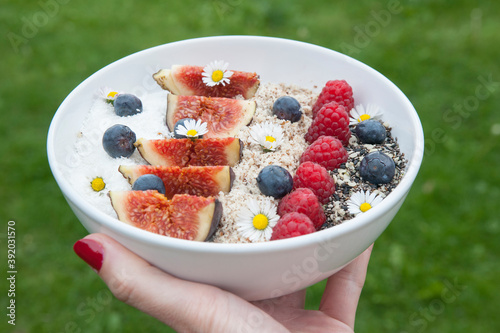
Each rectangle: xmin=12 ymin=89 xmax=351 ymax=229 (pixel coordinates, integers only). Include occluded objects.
xmin=47 ymin=36 xmax=424 ymax=301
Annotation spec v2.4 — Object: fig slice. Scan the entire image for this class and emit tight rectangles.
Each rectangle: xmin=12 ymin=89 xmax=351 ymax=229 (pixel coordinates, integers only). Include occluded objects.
xmin=135 ymin=138 xmax=192 ymax=167
xmin=109 ymin=191 xmax=222 ymax=241
xmin=153 ymin=65 xmax=260 ymax=99
xmin=119 ymin=165 xmax=234 ymax=199
xmin=135 ymin=137 xmax=242 ymax=167
xmin=166 ymin=95 xmax=256 ymax=138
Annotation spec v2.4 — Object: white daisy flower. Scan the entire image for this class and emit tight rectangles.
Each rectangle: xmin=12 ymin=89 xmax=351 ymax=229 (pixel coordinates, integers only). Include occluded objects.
xmin=175 ymin=119 xmax=208 ymax=139
xmin=82 ymin=166 xmax=115 ymax=197
xmin=236 ymin=199 xmax=280 ymax=242
xmin=248 ymin=121 xmax=284 ymax=152
xmin=349 ymin=104 xmax=382 ymax=125
xmin=347 ymin=189 xmax=384 ymax=216
xmin=97 ymin=87 xmax=121 ymax=105
xmin=90 ymin=176 xmax=106 ymax=192
xmin=164 ymin=131 xmax=175 ymax=139
xmin=202 ymin=60 xmax=233 ymax=87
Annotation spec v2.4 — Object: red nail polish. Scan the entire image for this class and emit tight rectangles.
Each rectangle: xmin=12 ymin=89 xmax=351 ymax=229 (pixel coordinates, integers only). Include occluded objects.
xmin=73 ymin=239 xmax=104 ymax=271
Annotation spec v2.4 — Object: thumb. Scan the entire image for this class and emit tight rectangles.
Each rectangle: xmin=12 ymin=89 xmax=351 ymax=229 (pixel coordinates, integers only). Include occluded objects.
xmin=73 ymin=233 xmax=288 ymax=333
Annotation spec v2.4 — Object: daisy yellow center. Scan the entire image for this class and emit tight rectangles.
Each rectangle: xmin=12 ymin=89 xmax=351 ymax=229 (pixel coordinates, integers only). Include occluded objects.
xmin=360 ymin=202 xmax=372 ymax=212
xmin=107 ymin=91 xmax=119 ymax=99
xmin=187 ymin=129 xmax=198 ymax=137
xmin=265 ymin=136 xmax=276 ymax=143
xmin=91 ymin=177 xmax=105 ymax=192
xmin=211 ymin=70 xmax=224 ymax=82
xmin=358 ymin=114 xmax=371 ymax=122
xmin=252 ymin=214 xmax=269 ymax=230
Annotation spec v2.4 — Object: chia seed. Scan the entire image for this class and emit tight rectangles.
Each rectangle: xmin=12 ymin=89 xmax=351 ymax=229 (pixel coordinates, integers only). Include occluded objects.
xmin=322 ymin=122 xmax=407 ymax=229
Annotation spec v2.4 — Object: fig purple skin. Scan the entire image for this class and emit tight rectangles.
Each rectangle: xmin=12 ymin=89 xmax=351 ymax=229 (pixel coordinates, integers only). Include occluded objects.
xmin=206 ymin=199 xmax=223 ymax=241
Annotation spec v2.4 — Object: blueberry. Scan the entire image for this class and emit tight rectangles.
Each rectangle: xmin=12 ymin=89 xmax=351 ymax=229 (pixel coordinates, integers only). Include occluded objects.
xmin=256 ymin=165 xmax=293 ymax=199
xmin=102 ymin=124 xmax=136 ymax=158
xmin=359 ymin=151 xmax=395 ymax=184
xmin=114 ymin=94 xmax=143 ymax=117
xmin=132 ymin=174 xmax=166 ymax=195
xmin=272 ymin=96 xmax=302 ymax=123
xmin=355 ymin=119 xmax=386 ymax=144
xmin=173 ymin=118 xmax=203 ymax=139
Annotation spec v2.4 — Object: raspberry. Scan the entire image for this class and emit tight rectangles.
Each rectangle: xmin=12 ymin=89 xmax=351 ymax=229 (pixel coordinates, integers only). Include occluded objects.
xmin=305 ymin=102 xmax=351 ymax=145
xmin=312 ymin=80 xmax=354 ymax=118
xmin=278 ymin=188 xmax=326 ymax=230
xmin=270 ymin=212 xmax=316 ymax=240
xmin=300 ymin=136 xmax=348 ymax=171
xmin=293 ymin=162 xmax=335 ymax=204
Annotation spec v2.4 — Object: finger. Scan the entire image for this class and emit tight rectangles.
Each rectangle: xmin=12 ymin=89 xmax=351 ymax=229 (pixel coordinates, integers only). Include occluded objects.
xmin=252 ymin=289 xmax=306 ymax=320
xmin=73 ymin=233 xmax=288 ymax=333
xmin=319 ymin=244 xmax=373 ymax=329
xmin=279 ymin=289 xmax=307 ymax=309
xmin=253 ymin=289 xmax=306 ymax=310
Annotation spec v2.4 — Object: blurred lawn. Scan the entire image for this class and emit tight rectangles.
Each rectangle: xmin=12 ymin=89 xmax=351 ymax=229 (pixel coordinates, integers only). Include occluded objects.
xmin=1 ymin=0 xmax=499 ymax=332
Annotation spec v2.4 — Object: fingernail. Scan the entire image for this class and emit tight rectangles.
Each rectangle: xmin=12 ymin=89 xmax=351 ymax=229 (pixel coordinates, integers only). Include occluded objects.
xmin=73 ymin=239 xmax=104 ymax=272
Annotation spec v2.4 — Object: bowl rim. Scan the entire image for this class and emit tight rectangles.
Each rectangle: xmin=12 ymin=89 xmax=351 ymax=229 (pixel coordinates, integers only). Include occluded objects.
xmin=47 ymin=35 xmax=424 ymax=253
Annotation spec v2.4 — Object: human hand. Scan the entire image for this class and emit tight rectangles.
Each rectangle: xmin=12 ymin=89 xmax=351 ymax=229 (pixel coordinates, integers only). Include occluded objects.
xmin=74 ymin=234 xmax=372 ymax=332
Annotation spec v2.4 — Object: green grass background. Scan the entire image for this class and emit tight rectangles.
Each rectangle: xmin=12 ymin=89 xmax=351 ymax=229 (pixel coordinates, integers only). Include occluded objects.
xmin=1 ymin=0 xmax=499 ymax=332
